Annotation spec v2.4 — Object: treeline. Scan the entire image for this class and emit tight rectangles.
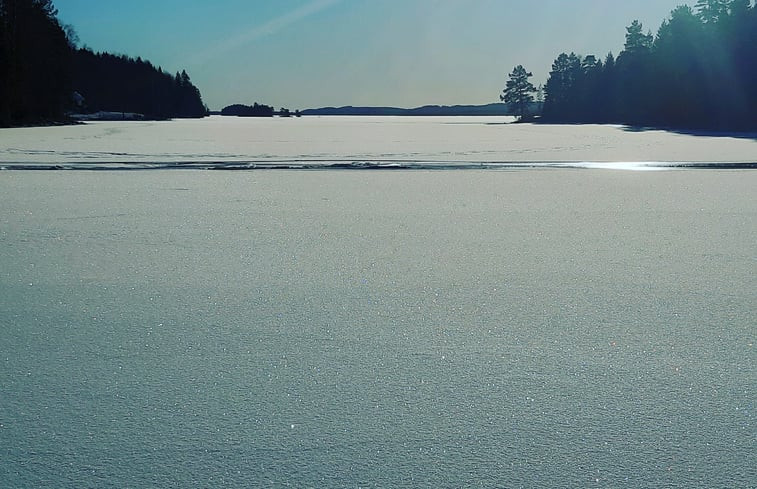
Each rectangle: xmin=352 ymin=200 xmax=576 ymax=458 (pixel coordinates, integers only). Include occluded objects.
xmin=72 ymin=50 xmax=207 ymax=119
xmin=221 ymin=103 xmax=275 ymax=117
xmin=0 ymin=0 xmax=71 ymax=125
xmin=0 ymin=0 xmax=206 ymax=126
xmin=541 ymin=0 xmax=757 ymax=130
xmin=220 ymin=103 xmax=302 ymax=117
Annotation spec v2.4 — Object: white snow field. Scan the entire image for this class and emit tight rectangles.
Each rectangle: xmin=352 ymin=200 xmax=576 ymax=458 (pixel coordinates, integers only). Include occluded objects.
xmin=2 ymin=116 xmax=755 ymax=487
xmin=1 ymin=116 xmax=756 ymax=168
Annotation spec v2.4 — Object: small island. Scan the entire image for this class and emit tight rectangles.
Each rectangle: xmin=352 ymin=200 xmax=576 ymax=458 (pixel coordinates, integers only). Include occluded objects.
xmin=218 ymin=103 xmax=301 ymax=117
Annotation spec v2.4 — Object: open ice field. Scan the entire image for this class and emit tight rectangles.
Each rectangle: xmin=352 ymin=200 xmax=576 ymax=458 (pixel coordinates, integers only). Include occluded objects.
xmin=1 ymin=117 xmax=755 ymax=487
xmin=2 ymin=115 xmax=757 ymax=168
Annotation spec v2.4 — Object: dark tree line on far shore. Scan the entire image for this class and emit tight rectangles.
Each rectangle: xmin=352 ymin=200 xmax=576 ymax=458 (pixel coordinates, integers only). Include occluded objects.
xmin=541 ymin=0 xmax=757 ymax=130
xmin=220 ymin=103 xmax=301 ymax=117
xmin=221 ymin=103 xmax=275 ymax=117
xmin=505 ymin=0 xmax=757 ymax=130
xmin=72 ymin=50 xmax=207 ymax=119
xmin=0 ymin=0 xmax=206 ymax=126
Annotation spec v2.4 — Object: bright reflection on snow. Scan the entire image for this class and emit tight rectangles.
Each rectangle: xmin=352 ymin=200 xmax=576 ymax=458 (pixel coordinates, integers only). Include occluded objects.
xmin=565 ymin=162 xmax=672 ymax=171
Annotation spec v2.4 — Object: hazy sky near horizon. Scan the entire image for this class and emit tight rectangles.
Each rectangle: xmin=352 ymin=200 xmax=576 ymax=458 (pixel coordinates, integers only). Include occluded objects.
xmin=56 ymin=0 xmax=689 ymax=110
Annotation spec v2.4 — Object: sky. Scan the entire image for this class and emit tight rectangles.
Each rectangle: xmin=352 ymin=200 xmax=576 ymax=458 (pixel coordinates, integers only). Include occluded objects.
xmin=55 ymin=0 xmax=691 ymax=110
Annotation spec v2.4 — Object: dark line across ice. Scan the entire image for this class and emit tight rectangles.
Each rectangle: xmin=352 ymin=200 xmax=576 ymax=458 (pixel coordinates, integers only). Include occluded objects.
xmin=1 ymin=160 xmax=756 ymax=171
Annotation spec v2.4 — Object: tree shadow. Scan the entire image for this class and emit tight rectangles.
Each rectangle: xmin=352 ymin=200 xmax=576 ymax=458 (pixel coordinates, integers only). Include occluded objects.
xmin=455 ymin=120 xmax=757 ymax=139
xmin=621 ymin=124 xmax=757 ymax=141
xmin=482 ymin=118 xmax=537 ymax=126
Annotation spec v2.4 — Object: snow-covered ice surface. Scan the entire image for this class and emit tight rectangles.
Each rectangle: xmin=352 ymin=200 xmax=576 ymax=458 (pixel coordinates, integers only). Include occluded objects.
xmin=2 ymin=170 xmax=755 ymax=487
xmin=1 ymin=115 xmax=756 ymax=169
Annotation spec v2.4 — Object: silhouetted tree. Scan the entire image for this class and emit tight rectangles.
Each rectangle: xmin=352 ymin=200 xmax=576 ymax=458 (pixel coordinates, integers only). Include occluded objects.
xmin=542 ymin=53 xmax=582 ymax=121
xmin=501 ymin=65 xmax=536 ymax=120
xmin=598 ymin=52 xmax=618 ymax=121
xmin=0 ymin=0 xmax=72 ymax=125
xmin=616 ymin=20 xmax=655 ymax=124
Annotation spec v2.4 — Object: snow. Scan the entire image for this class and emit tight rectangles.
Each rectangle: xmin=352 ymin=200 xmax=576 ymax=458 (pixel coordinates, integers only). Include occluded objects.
xmin=1 ymin=115 xmax=756 ymax=167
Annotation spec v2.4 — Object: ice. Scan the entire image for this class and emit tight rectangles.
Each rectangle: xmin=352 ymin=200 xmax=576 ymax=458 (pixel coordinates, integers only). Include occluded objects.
xmin=1 ymin=116 xmax=756 ymax=168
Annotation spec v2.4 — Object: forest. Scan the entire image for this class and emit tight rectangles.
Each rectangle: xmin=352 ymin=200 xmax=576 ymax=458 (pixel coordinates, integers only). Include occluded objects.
xmin=72 ymin=50 xmax=207 ymax=119
xmin=0 ymin=0 xmax=206 ymax=126
xmin=520 ymin=0 xmax=757 ymax=130
xmin=221 ymin=103 xmax=276 ymax=117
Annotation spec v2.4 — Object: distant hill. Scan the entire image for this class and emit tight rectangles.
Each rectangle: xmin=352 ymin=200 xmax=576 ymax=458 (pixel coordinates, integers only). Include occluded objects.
xmin=301 ymin=103 xmax=519 ymax=116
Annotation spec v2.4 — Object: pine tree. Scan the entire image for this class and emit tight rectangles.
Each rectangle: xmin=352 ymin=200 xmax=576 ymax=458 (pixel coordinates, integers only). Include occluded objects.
xmin=624 ymin=20 xmax=653 ymax=52
xmin=501 ymin=65 xmax=536 ymax=121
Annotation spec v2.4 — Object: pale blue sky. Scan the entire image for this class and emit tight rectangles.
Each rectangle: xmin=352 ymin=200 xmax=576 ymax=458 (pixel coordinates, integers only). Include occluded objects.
xmin=56 ymin=0 xmax=690 ymax=110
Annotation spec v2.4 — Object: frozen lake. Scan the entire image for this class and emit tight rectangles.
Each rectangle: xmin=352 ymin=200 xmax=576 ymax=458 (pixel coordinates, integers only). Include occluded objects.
xmin=2 ymin=116 xmax=757 ymax=168
xmin=1 ymin=118 xmax=755 ymax=487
